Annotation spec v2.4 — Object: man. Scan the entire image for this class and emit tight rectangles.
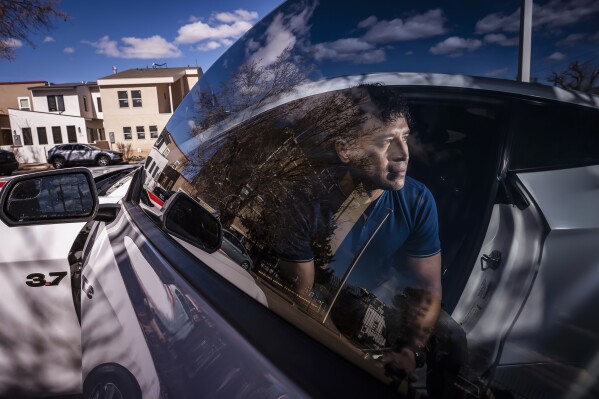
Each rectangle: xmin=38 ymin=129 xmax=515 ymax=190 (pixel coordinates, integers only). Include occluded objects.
xmin=275 ymin=85 xmax=443 ymax=382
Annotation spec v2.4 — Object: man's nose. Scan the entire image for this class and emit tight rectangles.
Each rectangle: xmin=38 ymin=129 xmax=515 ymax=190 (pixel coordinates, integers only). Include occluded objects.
xmin=389 ymin=138 xmax=408 ymax=161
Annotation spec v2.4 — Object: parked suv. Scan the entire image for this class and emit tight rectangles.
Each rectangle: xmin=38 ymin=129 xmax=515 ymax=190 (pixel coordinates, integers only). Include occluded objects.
xmin=0 ymin=149 xmax=18 ymax=175
xmin=47 ymin=144 xmax=123 ymax=168
xmin=221 ymin=229 xmax=253 ymax=270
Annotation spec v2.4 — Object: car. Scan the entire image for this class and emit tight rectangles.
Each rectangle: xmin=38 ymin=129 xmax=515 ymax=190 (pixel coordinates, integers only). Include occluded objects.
xmin=1 ymin=1 xmax=598 ymax=398
xmin=47 ymin=143 xmax=124 ymax=169
xmin=220 ymin=229 xmax=253 ymax=270
xmin=0 ymin=149 xmax=19 ymax=175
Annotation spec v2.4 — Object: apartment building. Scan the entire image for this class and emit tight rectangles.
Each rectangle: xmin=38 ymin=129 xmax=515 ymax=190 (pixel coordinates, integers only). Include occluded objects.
xmin=6 ymin=82 xmax=105 ymax=162
xmin=0 ymin=81 xmax=46 ymax=146
xmin=97 ymin=67 xmax=202 ymax=156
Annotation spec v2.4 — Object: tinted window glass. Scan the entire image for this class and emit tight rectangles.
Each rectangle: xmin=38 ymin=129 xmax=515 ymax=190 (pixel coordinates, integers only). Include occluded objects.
xmin=52 ymin=126 xmax=62 ymax=144
xmin=22 ymin=128 xmax=33 ymax=145
xmin=510 ymin=101 xmax=599 ymax=170
xmin=143 ymin=84 xmax=508 ymax=388
xmin=37 ymin=127 xmax=48 ymax=145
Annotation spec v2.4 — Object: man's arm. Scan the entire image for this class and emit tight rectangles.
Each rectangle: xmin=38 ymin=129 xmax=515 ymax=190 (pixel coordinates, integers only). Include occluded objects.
xmin=384 ymin=253 xmax=442 ymax=380
xmin=278 ymin=260 xmax=315 ymax=297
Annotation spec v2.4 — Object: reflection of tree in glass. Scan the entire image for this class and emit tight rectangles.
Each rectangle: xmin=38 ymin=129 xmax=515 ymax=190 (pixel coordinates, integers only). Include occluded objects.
xmin=191 ymin=48 xmax=309 ymax=134
xmin=191 ymin=90 xmax=369 ymax=268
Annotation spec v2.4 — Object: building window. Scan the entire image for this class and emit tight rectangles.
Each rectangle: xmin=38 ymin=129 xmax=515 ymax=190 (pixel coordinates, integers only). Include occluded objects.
xmin=163 ymin=147 xmax=170 ymax=157
xmin=123 ymin=127 xmax=132 ymax=140
xmin=97 ymin=97 xmax=102 ymax=112
xmin=66 ymin=126 xmax=77 ymax=143
xmin=18 ymin=97 xmax=31 ymax=111
xmin=52 ymin=126 xmax=62 ymax=144
xmin=37 ymin=127 xmax=48 ymax=145
xmin=136 ymin=126 xmax=145 ymax=139
xmin=83 ymin=96 xmax=88 ymax=112
xmin=149 ymin=125 xmax=158 ymax=139
xmin=47 ymin=95 xmax=65 ymax=112
xmin=22 ymin=128 xmax=33 ymax=145
xmin=131 ymin=90 xmax=142 ymax=107
xmin=118 ymin=91 xmax=129 ymax=108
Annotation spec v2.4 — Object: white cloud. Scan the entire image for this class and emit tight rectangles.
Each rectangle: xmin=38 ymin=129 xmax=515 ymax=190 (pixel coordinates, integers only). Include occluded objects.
xmin=247 ymin=3 xmax=316 ymax=67
xmin=188 ymin=15 xmax=201 ymax=22
xmin=176 ymin=20 xmax=254 ymax=43
xmin=175 ymin=8 xmax=258 ymax=51
xmin=405 ymin=51 xmax=414 ymax=55
xmin=557 ymin=33 xmax=585 ymax=47
xmin=475 ymin=9 xmax=520 ymax=34
xmin=484 ymin=68 xmax=509 ymax=77
xmin=83 ymin=35 xmax=181 ymax=59
xmin=430 ymin=36 xmax=482 ymax=57
xmin=43 ymin=36 xmax=55 ymax=43
xmin=313 ymin=38 xmax=385 ymax=64
xmin=197 ymin=41 xmax=222 ymax=51
xmin=547 ymin=51 xmax=566 ymax=60
xmin=64 ymin=47 xmax=75 ymax=54
xmin=357 ymin=16 xmax=378 ymax=29
xmin=483 ymin=33 xmax=518 ymax=46
xmin=362 ymin=9 xmax=447 ymax=43
xmin=2 ymin=38 xmax=23 ymax=48
xmin=476 ymin=0 xmax=599 ymax=34
xmin=214 ymin=9 xmax=258 ymax=23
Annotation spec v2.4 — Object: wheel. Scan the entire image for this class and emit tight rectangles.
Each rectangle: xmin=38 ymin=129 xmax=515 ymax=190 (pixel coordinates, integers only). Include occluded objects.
xmin=52 ymin=157 xmax=66 ymax=169
xmin=241 ymin=261 xmax=250 ymax=271
xmin=96 ymin=155 xmax=110 ymax=167
xmin=84 ymin=364 xmax=141 ymax=399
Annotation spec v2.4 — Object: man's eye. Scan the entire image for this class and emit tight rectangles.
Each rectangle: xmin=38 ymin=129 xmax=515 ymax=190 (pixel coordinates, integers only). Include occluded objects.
xmin=402 ymin=135 xmax=409 ymax=142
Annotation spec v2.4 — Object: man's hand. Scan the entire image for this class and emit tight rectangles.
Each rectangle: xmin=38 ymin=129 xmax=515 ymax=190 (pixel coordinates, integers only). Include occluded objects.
xmin=383 ymin=347 xmax=418 ymax=383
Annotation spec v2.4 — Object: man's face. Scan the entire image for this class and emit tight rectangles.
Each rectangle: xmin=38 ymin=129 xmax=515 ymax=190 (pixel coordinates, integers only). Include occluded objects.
xmin=342 ymin=115 xmax=410 ymax=191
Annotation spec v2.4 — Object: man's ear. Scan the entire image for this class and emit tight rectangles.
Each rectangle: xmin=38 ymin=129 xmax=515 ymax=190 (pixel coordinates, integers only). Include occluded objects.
xmin=335 ymin=140 xmax=352 ymax=164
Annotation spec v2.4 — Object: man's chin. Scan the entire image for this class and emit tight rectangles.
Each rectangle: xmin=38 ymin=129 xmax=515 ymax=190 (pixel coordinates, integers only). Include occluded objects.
xmin=385 ymin=176 xmax=406 ymax=191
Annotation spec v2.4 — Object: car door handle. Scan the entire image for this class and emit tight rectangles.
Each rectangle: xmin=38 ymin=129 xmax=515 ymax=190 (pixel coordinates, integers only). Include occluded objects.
xmin=480 ymin=250 xmax=502 ymax=270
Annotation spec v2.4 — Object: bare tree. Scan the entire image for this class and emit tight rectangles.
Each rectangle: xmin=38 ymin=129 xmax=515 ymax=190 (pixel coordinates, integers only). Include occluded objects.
xmin=0 ymin=0 xmax=67 ymax=60
xmin=116 ymin=142 xmax=133 ymax=161
xmin=548 ymin=60 xmax=599 ymax=94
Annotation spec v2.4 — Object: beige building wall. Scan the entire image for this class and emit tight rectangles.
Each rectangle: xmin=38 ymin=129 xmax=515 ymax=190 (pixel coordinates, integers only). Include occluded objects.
xmin=0 ymin=82 xmax=44 ymax=115
xmin=100 ymin=84 xmax=171 ymax=155
xmin=98 ymin=67 xmax=202 ymax=157
xmin=0 ymin=82 xmax=46 ymax=144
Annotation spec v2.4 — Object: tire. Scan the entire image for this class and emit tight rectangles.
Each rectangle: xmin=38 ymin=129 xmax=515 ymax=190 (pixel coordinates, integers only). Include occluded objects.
xmin=96 ymin=155 xmax=110 ymax=167
xmin=84 ymin=364 xmax=141 ymax=399
xmin=241 ymin=261 xmax=250 ymax=271
xmin=52 ymin=157 xmax=66 ymax=169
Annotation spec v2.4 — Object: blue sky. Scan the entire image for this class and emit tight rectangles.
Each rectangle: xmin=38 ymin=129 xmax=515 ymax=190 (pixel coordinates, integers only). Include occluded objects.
xmin=1 ymin=0 xmax=598 ymax=84
xmin=0 ymin=0 xmax=284 ymax=82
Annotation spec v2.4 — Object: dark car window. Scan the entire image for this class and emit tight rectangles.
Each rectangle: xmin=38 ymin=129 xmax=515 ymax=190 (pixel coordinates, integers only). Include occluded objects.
xmin=140 ymin=83 xmax=510 ymax=388
xmin=60 ymin=144 xmax=74 ymax=151
xmin=509 ymin=101 xmax=599 ymax=171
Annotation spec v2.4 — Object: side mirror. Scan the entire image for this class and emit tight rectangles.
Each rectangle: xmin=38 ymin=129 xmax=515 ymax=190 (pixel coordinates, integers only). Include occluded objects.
xmin=161 ymin=192 xmax=222 ymax=254
xmin=0 ymin=168 xmax=98 ymax=226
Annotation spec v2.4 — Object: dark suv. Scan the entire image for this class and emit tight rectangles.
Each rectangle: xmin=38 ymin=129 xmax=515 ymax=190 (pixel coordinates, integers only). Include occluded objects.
xmin=47 ymin=144 xmax=123 ymax=168
xmin=0 ymin=150 xmax=19 ymax=176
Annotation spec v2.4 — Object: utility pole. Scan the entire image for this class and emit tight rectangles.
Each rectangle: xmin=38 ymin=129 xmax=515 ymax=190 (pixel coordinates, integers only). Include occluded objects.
xmin=518 ymin=0 xmax=533 ymax=82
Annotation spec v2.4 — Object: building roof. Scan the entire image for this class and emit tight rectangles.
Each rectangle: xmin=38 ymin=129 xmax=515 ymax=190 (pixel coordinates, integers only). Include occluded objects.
xmin=0 ymin=81 xmax=47 ymax=86
xmin=98 ymin=67 xmax=199 ymax=81
xmin=28 ymin=82 xmax=98 ymax=90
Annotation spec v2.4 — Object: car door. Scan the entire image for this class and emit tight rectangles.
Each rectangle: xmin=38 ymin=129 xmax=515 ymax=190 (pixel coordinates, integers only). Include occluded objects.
xmin=0 ymin=176 xmax=89 ymax=396
xmin=69 ymin=144 xmax=89 ymax=165
xmin=472 ymin=99 xmax=599 ymax=398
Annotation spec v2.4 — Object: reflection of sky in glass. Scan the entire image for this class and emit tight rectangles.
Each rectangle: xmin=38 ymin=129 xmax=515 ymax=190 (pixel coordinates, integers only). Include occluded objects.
xmin=167 ymin=0 xmax=598 ymax=149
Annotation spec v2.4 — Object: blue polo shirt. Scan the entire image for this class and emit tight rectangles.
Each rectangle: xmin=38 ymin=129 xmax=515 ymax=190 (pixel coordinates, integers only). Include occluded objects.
xmin=276 ymin=176 xmax=441 ymax=281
